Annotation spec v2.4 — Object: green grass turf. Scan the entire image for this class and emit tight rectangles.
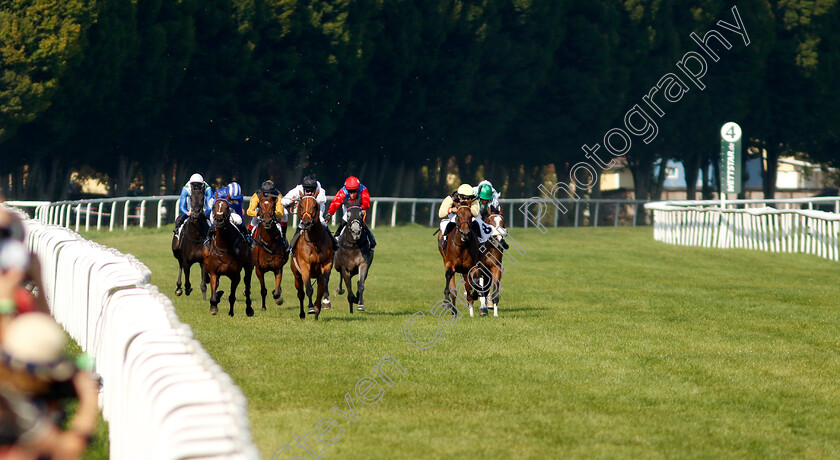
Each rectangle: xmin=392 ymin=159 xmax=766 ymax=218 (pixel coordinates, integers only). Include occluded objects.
xmin=78 ymin=225 xmax=840 ymax=459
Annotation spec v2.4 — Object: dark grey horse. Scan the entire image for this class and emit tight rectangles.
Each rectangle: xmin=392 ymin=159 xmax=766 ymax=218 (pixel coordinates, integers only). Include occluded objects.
xmin=334 ymin=207 xmax=374 ymax=312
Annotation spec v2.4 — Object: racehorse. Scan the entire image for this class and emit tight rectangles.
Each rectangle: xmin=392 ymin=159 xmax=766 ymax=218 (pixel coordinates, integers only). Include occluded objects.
xmin=252 ymin=196 xmax=288 ymax=311
xmin=172 ymin=183 xmax=208 ymax=299
xmin=203 ymin=199 xmax=253 ymax=316
xmin=290 ymin=196 xmax=333 ymax=320
xmin=438 ymin=205 xmax=481 ymax=315
xmin=334 ymin=207 xmax=373 ymax=313
xmin=474 ymin=211 xmax=506 ymax=317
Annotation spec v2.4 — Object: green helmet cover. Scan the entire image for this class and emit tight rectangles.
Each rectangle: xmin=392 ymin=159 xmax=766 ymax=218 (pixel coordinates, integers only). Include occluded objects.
xmin=478 ymin=184 xmax=493 ymax=200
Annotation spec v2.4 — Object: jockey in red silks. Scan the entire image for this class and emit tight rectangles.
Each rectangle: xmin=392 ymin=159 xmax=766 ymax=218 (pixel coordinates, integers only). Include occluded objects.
xmin=328 ymin=176 xmax=376 ymax=250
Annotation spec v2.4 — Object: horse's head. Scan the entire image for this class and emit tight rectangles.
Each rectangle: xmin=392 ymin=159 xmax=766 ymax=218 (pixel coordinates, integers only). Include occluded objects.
xmin=189 ymin=184 xmax=205 ymax=221
xmin=455 ymin=205 xmax=473 ymax=242
xmin=485 ymin=210 xmax=507 ymax=244
xmin=258 ymin=196 xmax=276 ymax=224
xmin=297 ymin=195 xmax=319 ymax=231
xmin=212 ymin=199 xmax=230 ymax=228
xmin=345 ymin=206 xmax=364 ymax=242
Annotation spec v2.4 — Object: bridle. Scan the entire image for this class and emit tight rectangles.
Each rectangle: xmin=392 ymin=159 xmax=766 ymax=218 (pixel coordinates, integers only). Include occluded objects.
xmin=297 ymin=195 xmax=318 ymax=232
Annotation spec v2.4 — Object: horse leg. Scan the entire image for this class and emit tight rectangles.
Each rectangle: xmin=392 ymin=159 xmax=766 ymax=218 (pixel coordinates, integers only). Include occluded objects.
xmin=175 ymin=259 xmax=184 ymax=296
xmin=294 ymin=271 xmax=305 ymax=319
xmin=200 ymin=264 xmax=208 ymax=300
xmin=209 ymin=274 xmax=220 ymax=315
xmin=337 ymin=276 xmax=345 ymax=295
xmin=314 ymin=272 xmax=328 ymax=321
xmin=462 ymin=272 xmax=476 ymax=317
xmin=342 ymin=269 xmax=355 ymax=313
xmin=356 ymin=262 xmax=369 ymax=312
xmin=478 ymin=275 xmax=488 ymax=316
xmin=256 ymin=266 xmax=267 ymax=311
xmin=444 ymin=267 xmax=456 ymax=312
xmin=228 ymin=273 xmax=240 ymax=317
xmin=244 ymin=263 xmax=254 ymax=317
xmin=321 ymin=273 xmax=331 ymax=309
xmin=492 ymin=268 xmax=502 ymax=317
xmin=305 ymin=277 xmax=315 ymax=316
xmin=273 ymin=268 xmax=284 ymax=306
xmin=183 ymin=262 xmax=192 ymax=296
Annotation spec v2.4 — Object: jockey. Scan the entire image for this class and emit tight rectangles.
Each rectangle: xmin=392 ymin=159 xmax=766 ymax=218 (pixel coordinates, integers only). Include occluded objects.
xmin=207 ymin=182 xmax=250 ymax=243
xmin=475 ymin=180 xmax=508 ymax=249
xmin=173 ymin=173 xmax=212 ymax=240
xmin=246 ymin=180 xmax=286 ymax=246
xmin=438 ymin=183 xmax=480 ymax=251
xmin=281 ymin=174 xmax=338 ymax=254
xmin=474 ymin=180 xmax=500 ymax=218
xmin=328 ymin=176 xmax=376 ymax=250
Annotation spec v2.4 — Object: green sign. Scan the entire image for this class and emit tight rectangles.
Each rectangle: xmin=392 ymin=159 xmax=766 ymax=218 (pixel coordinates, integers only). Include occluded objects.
xmin=720 ymin=122 xmax=742 ymax=194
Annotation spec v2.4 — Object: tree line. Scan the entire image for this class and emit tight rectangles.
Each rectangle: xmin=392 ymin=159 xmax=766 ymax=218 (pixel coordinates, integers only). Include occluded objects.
xmin=1 ymin=0 xmax=838 ymax=201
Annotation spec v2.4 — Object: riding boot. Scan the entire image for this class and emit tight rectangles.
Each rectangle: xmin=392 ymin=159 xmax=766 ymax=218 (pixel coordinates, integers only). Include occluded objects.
xmin=439 ymin=221 xmax=454 ymax=251
xmin=205 ymin=225 xmax=214 ymax=245
xmin=281 ymin=224 xmax=289 ymax=250
xmin=326 ymin=225 xmax=339 ymax=251
xmin=335 ymin=220 xmax=346 ymax=239
xmin=500 ymin=238 xmax=509 ymax=250
xmin=365 ymin=227 xmax=377 ymax=249
xmin=289 ymin=227 xmax=301 ymax=256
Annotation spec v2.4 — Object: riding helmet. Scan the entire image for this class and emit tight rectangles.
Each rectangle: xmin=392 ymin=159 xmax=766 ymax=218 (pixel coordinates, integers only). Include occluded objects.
xmin=478 ymin=184 xmax=493 ymax=200
xmin=189 ymin=173 xmax=204 ymax=184
xmin=260 ymin=181 xmax=275 ymax=194
xmin=344 ymin=176 xmax=360 ymax=191
xmin=457 ymin=184 xmax=474 ymax=197
xmin=302 ymin=175 xmax=318 ymax=192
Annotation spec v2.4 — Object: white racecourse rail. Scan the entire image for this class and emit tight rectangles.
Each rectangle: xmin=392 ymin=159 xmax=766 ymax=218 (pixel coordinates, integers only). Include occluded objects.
xmin=33 ymin=195 xmax=652 ymax=230
xmin=645 ymin=198 xmax=840 ymax=262
xmin=17 ymin=212 xmax=259 ymax=459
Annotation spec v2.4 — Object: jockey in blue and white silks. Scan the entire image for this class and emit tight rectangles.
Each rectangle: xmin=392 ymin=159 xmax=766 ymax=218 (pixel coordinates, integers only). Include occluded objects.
xmin=207 ymin=181 xmax=249 ymax=242
xmin=174 ymin=173 xmax=212 ymax=238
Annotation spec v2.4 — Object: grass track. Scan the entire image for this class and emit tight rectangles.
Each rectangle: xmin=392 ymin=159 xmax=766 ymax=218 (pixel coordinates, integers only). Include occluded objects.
xmin=80 ymin=225 xmax=840 ymax=459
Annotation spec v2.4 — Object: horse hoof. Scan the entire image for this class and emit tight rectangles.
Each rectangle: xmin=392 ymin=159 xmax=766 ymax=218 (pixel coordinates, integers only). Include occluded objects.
xmin=299 ymin=313 xmax=305 ymax=319
xmin=337 ymin=288 xmax=345 ymax=295
xmin=261 ymin=306 xmax=267 ymax=311
xmin=322 ymin=298 xmax=331 ymax=305
xmin=210 ymin=307 xmax=218 ymax=315
xmin=228 ymin=311 xmax=234 ymax=317
xmin=275 ymin=296 xmax=284 ymax=306
xmin=357 ymin=305 xmax=365 ymax=311
xmin=246 ymin=307 xmax=254 ymax=317
xmin=185 ymin=287 xmax=192 ymax=296
xmin=308 ymin=308 xmax=317 ymax=314
xmin=175 ymin=288 xmax=182 ymax=296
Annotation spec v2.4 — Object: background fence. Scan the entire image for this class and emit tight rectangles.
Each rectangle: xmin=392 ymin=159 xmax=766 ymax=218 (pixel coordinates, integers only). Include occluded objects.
xmin=645 ymin=197 xmax=840 ymax=262
xmin=13 ymin=208 xmax=259 ymax=459
xmin=26 ymin=195 xmax=654 ymax=231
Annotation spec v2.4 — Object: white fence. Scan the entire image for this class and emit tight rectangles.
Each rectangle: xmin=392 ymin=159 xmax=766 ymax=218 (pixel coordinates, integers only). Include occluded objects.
xmin=18 ymin=212 xmax=259 ymax=459
xmin=645 ymin=197 xmax=840 ymax=262
xmin=31 ymin=195 xmax=653 ymax=231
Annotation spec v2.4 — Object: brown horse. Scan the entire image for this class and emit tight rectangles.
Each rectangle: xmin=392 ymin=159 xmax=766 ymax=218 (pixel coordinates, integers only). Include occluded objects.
xmin=252 ymin=196 xmax=288 ymax=311
xmin=438 ymin=205 xmax=481 ymax=314
xmin=475 ymin=211 xmax=506 ymax=317
xmin=290 ymin=195 xmax=333 ymax=320
xmin=203 ymin=199 xmax=254 ymax=316
xmin=172 ymin=184 xmax=208 ymax=299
